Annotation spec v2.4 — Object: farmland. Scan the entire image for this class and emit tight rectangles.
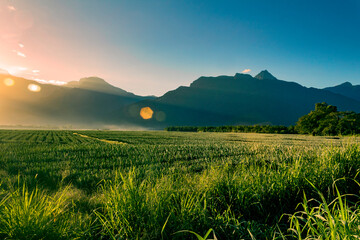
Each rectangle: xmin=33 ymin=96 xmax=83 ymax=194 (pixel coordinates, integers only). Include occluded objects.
xmin=0 ymin=130 xmax=360 ymax=239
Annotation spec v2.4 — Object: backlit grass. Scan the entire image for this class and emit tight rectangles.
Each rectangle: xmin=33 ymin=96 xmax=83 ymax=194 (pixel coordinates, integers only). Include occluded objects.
xmin=0 ymin=130 xmax=359 ymax=239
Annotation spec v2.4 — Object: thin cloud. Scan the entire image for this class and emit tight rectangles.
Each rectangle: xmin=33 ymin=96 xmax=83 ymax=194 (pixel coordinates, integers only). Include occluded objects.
xmin=242 ymin=69 xmax=251 ymax=73
xmin=19 ymin=43 xmax=24 ymax=48
xmin=7 ymin=5 xmax=16 ymax=11
xmin=12 ymin=50 xmax=26 ymax=58
xmin=7 ymin=66 xmax=27 ymax=75
xmin=33 ymin=78 xmax=67 ymax=85
xmin=32 ymin=70 xmax=40 ymax=73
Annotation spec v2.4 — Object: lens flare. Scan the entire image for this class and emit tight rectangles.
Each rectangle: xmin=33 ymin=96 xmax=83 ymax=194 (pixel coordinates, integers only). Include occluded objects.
xmin=155 ymin=111 xmax=166 ymax=122
xmin=140 ymin=107 xmax=154 ymax=120
xmin=28 ymin=83 xmax=41 ymax=92
xmin=3 ymin=78 xmax=15 ymax=86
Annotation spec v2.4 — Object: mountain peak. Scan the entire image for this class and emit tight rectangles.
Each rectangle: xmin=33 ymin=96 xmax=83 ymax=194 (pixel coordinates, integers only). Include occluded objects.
xmin=79 ymin=77 xmax=109 ymax=86
xmin=67 ymin=77 xmax=112 ymax=88
xmin=339 ymin=81 xmax=353 ymax=87
xmin=234 ymin=73 xmax=253 ymax=80
xmin=66 ymin=76 xmax=135 ymax=97
xmin=254 ymin=70 xmax=277 ymax=80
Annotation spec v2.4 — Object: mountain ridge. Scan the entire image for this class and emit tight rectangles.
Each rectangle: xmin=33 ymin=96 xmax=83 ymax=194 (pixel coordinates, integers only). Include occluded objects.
xmin=1 ymin=70 xmax=359 ymax=129
xmin=130 ymin=70 xmax=360 ymax=128
xmin=324 ymin=82 xmax=360 ymax=102
xmin=66 ymin=76 xmax=144 ymax=98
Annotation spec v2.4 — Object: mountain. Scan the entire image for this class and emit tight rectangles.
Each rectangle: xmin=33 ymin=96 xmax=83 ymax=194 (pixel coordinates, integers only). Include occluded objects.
xmin=66 ymin=77 xmax=148 ymax=99
xmin=128 ymin=71 xmax=360 ymax=128
xmin=324 ymin=82 xmax=360 ymax=102
xmin=0 ymin=73 xmax=153 ymax=127
xmin=254 ymin=69 xmax=277 ymax=80
xmin=1 ymin=70 xmax=360 ymax=129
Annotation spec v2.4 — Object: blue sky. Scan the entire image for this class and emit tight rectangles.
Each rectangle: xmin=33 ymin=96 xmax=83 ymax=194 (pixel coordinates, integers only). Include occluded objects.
xmin=1 ymin=0 xmax=359 ymax=95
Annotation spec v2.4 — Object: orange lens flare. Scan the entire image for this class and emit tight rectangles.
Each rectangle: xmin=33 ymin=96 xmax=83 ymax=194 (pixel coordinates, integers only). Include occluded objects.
xmin=28 ymin=83 xmax=41 ymax=92
xmin=140 ymin=107 xmax=154 ymax=120
xmin=3 ymin=78 xmax=15 ymax=86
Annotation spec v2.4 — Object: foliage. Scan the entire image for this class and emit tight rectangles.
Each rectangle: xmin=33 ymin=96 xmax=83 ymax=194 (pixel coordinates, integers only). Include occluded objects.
xmin=296 ymin=102 xmax=360 ymax=136
xmin=0 ymin=130 xmax=360 ymax=239
xmin=167 ymin=102 xmax=360 ymax=136
xmin=286 ymin=181 xmax=360 ymax=239
xmin=166 ymin=125 xmax=296 ymax=134
xmin=0 ymin=184 xmax=90 ymax=239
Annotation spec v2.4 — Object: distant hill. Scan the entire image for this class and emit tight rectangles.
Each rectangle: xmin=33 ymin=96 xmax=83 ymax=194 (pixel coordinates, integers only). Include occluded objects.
xmin=324 ymin=82 xmax=360 ymax=102
xmin=129 ymin=70 xmax=360 ymax=127
xmin=0 ymin=74 xmax=153 ymax=127
xmin=1 ymin=70 xmax=359 ymax=129
xmin=66 ymin=77 xmax=154 ymax=100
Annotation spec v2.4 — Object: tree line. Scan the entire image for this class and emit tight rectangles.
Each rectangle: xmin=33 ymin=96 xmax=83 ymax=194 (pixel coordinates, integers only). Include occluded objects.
xmin=165 ymin=102 xmax=360 ymax=136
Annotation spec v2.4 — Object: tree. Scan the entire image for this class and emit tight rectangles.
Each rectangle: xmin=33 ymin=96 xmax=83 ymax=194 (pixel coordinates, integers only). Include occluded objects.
xmin=296 ymin=102 xmax=360 ymax=136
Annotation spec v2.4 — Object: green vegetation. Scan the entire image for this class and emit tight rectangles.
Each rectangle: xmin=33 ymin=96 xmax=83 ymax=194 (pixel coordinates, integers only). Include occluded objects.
xmin=295 ymin=102 xmax=360 ymax=136
xmin=0 ymin=130 xmax=359 ymax=239
xmin=167 ymin=102 xmax=360 ymax=136
xmin=288 ymin=182 xmax=360 ymax=239
xmin=165 ymin=125 xmax=295 ymax=134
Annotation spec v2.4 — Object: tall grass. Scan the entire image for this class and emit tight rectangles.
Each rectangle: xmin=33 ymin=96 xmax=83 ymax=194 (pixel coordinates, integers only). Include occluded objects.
xmin=0 ymin=130 xmax=360 ymax=239
xmin=286 ymin=181 xmax=360 ymax=239
xmin=0 ymin=183 xmax=91 ymax=239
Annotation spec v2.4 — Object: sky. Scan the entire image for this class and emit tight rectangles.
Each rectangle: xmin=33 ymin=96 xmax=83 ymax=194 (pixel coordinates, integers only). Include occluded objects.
xmin=0 ymin=0 xmax=359 ymax=96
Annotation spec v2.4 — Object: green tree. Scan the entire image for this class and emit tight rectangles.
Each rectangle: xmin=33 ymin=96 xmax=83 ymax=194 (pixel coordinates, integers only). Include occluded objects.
xmin=296 ymin=102 xmax=360 ymax=136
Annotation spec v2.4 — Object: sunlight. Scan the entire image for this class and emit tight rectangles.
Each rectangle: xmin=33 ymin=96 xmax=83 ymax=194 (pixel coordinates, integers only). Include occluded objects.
xmin=140 ymin=107 xmax=154 ymax=120
xmin=28 ymin=83 xmax=41 ymax=92
xmin=3 ymin=78 xmax=14 ymax=86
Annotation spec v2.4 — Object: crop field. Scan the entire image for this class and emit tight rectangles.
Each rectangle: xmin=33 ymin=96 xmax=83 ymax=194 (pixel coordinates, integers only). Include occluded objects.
xmin=0 ymin=130 xmax=360 ymax=239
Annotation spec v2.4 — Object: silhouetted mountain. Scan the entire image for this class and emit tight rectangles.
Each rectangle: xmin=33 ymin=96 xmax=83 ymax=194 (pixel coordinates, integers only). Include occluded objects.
xmin=324 ymin=82 xmax=360 ymax=102
xmin=129 ymin=71 xmax=360 ymax=128
xmin=66 ymin=77 xmax=154 ymax=100
xmin=254 ymin=70 xmax=277 ymax=80
xmin=1 ymin=71 xmax=360 ymax=129
xmin=0 ymin=74 xmax=153 ymax=127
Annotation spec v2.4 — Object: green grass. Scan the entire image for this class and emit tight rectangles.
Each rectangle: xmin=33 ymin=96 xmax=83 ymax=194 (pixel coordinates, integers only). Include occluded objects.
xmin=286 ymin=181 xmax=360 ymax=239
xmin=0 ymin=130 xmax=359 ymax=239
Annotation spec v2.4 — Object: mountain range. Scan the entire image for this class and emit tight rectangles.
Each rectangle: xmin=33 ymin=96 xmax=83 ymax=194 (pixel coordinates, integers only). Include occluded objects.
xmin=0 ymin=70 xmax=359 ymax=129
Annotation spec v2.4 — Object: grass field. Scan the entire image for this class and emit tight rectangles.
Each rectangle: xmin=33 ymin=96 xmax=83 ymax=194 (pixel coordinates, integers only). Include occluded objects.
xmin=0 ymin=130 xmax=360 ymax=239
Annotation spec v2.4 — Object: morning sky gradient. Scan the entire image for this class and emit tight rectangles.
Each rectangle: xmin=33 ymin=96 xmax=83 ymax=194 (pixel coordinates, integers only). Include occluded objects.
xmin=0 ymin=0 xmax=359 ymax=96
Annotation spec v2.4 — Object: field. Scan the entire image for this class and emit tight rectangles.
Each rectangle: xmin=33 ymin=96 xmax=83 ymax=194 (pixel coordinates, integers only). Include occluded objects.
xmin=0 ymin=130 xmax=360 ymax=239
